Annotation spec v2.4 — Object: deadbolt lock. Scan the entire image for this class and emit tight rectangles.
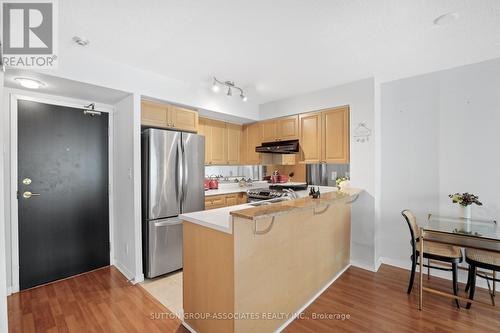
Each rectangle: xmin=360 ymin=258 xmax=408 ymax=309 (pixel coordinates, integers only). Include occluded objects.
xmin=22 ymin=178 xmax=32 ymax=185
xmin=23 ymin=191 xmax=40 ymax=199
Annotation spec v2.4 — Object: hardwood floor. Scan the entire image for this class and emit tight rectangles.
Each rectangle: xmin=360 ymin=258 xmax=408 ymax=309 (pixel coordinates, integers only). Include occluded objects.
xmin=8 ymin=264 xmax=500 ymax=332
xmin=285 ymin=264 xmax=500 ymax=333
xmin=7 ymin=266 xmax=188 ymax=333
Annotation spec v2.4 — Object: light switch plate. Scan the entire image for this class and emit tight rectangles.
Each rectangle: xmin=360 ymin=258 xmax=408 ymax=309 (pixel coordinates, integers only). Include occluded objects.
xmin=331 ymin=171 xmax=337 ymax=181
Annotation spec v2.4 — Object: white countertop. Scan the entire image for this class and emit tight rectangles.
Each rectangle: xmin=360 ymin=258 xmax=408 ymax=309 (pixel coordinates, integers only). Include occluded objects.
xmin=204 ymin=181 xmax=269 ymax=196
xmin=182 ymin=185 xmax=337 ymax=234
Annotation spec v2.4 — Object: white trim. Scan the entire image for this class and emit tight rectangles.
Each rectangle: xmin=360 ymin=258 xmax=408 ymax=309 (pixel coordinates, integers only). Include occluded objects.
xmin=350 ymin=259 xmax=378 ymax=272
xmin=181 ymin=321 xmax=198 ymax=333
xmin=8 ymin=91 xmax=115 ymax=293
xmin=113 ymin=261 xmax=135 ymax=282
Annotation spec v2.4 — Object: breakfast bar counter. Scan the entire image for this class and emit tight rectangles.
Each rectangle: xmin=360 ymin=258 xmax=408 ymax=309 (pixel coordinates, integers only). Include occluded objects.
xmin=181 ymin=188 xmax=362 ymax=333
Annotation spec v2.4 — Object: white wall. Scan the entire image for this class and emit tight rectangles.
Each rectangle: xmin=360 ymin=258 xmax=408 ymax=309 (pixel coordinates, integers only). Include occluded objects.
xmin=113 ymin=94 xmax=143 ymax=282
xmin=260 ymin=78 xmax=378 ymax=270
xmin=380 ymin=59 xmax=500 ymax=282
xmin=0 ymin=71 xmax=10 ymax=332
xmin=37 ymin=47 xmax=260 ymax=120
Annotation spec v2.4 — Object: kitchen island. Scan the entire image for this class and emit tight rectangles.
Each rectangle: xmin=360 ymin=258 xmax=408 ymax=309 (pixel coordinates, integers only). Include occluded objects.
xmin=180 ymin=187 xmax=362 ymax=333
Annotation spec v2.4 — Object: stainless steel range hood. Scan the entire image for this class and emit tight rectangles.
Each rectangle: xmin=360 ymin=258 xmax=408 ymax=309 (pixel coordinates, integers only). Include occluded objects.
xmin=255 ymin=140 xmax=299 ymax=154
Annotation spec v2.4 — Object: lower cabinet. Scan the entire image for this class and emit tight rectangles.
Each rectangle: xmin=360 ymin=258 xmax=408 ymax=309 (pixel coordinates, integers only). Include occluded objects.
xmin=205 ymin=192 xmax=247 ymax=210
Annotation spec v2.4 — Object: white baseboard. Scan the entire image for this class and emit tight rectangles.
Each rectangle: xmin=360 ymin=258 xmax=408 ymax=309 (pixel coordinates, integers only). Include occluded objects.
xmin=350 ymin=260 xmax=377 ymax=272
xmin=113 ymin=260 xmax=135 ymax=282
xmin=182 ymin=321 xmax=198 ymax=333
xmin=132 ymin=273 xmax=144 ymax=284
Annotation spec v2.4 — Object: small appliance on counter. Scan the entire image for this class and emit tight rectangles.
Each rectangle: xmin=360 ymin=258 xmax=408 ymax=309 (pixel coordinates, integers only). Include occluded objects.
xmin=208 ymin=176 xmax=219 ymax=189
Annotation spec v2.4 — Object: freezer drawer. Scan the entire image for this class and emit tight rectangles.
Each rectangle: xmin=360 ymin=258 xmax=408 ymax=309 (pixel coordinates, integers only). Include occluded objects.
xmin=146 ymin=217 xmax=183 ymax=278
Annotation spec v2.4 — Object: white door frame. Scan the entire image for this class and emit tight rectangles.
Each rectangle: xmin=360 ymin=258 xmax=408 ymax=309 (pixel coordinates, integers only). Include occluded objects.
xmin=9 ymin=92 xmax=115 ymax=293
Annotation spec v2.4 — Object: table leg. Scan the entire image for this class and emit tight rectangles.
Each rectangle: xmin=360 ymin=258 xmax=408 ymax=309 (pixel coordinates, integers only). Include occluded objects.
xmin=419 ymin=235 xmax=424 ymax=310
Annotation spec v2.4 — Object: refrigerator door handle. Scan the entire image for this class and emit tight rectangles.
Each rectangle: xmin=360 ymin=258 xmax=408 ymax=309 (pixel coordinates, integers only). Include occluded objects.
xmin=177 ymin=139 xmax=183 ymax=203
xmin=182 ymin=140 xmax=188 ymax=201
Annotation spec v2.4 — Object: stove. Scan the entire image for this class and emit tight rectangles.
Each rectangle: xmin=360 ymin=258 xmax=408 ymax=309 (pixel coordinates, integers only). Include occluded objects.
xmin=246 ymin=188 xmax=285 ymax=201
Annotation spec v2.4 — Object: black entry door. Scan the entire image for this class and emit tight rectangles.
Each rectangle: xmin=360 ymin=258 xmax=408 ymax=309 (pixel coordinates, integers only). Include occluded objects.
xmin=18 ymin=100 xmax=110 ymax=290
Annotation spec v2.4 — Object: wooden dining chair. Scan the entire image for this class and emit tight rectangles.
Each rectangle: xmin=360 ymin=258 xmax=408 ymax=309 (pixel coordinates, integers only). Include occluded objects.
xmin=401 ymin=210 xmax=463 ymax=308
xmin=464 ymin=248 xmax=500 ymax=309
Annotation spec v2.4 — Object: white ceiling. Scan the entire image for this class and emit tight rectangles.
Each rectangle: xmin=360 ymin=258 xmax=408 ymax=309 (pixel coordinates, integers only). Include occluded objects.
xmin=59 ymin=0 xmax=500 ymax=103
xmin=4 ymin=69 xmax=130 ymax=104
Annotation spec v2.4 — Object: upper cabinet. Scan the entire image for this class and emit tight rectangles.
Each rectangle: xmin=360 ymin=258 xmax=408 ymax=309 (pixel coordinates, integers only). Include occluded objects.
xmin=261 ymin=115 xmax=299 ymax=142
xmin=298 ymin=106 xmax=349 ymax=164
xmin=169 ymin=106 xmax=199 ymax=132
xmin=141 ymin=100 xmax=199 ymax=132
xmin=277 ymin=115 xmax=299 ymax=140
xmin=299 ymin=112 xmax=322 ymax=163
xmin=242 ymin=122 xmax=263 ymax=165
xmin=322 ymin=107 xmax=350 ymax=164
xmin=141 ymin=100 xmax=169 ymax=128
xmin=198 ymin=118 xmax=211 ymax=164
xmin=226 ymin=123 xmax=242 ymax=165
xmin=200 ymin=118 xmax=243 ymax=165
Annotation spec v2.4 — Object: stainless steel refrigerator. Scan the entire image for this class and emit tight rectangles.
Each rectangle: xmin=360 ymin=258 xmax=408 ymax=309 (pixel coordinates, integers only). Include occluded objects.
xmin=142 ymin=128 xmax=205 ymax=278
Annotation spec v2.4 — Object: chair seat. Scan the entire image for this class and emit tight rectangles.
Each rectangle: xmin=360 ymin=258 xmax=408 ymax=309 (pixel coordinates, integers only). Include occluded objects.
xmin=416 ymin=240 xmax=462 ymax=259
xmin=465 ymin=248 xmax=500 ymax=267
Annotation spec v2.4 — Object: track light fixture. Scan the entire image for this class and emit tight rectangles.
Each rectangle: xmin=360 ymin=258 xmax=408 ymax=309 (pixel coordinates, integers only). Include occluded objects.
xmin=211 ymin=77 xmax=247 ymax=102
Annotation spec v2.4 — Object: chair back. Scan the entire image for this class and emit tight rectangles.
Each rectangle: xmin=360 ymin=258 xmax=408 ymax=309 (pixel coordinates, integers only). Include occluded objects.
xmin=401 ymin=209 xmax=419 ymax=249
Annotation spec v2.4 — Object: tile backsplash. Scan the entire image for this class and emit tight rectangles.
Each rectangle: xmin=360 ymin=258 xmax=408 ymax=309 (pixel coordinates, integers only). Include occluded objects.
xmin=205 ymin=165 xmax=265 ymax=180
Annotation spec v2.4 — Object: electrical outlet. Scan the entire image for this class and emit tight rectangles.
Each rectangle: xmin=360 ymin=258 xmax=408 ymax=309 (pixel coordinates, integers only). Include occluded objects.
xmin=331 ymin=171 xmax=337 ymax=181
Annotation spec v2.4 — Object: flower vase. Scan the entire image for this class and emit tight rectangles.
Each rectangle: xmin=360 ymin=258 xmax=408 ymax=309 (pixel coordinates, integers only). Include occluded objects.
xmin=461 ymin=205 xmax=472 ymax=219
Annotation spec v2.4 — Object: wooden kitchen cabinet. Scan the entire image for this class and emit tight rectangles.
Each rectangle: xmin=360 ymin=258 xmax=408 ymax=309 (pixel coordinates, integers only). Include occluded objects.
xmin=207 ymin=120 xmax=227 ymax=165
xmin=242 ymin=122 xmax=263 ymax=165
xmin=141 ymin=100 xmax=169 ymax=128
xmin=141 ymin=100 xmax=199 ymax=132
xmin=298 ymin=112 xmax=322 ymax=163
xmin=198 ymin=118 xmax=211 ymax=164
xmin=277 ymin=115 xmax=299 ymax=140
xmin=226 ymin=123 xmax=242 ymax=165
xmin=261 ymin=115 xmax=299 ymax=142
xmin=322 ymin=106 xmax=350 ymax=164
xmin=261 ymin=120 xmax=279 ymax=142
xmin=169 ymin=105 xmax=199 ymax=132
xmin=205 ymin=192 xmax=247 ymax=210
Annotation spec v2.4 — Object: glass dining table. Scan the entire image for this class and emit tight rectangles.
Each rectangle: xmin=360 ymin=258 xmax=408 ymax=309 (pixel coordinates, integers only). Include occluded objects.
xmin=418 ymin=214 xmax=500 ymax=310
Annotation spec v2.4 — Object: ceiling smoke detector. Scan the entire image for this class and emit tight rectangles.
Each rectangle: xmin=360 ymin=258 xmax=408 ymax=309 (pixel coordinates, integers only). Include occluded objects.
xmin=72 ymin=36 xmax=90 ymax=46
xmin=433 ymin=12 xmax=460 ymax=26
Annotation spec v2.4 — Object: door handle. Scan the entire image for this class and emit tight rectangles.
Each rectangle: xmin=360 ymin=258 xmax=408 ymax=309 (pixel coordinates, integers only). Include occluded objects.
xmin=23 ymin=191 xmax=40 ymax=199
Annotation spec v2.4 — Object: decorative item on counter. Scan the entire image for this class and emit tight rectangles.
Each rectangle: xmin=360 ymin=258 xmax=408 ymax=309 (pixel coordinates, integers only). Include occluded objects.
xmin=448 ymin=192 xmax=482 ymax=219
xmin=204 ymin=178 xmax=210 ymax=190
xmin=288 ymin=172 xmax=294 ymax=182
xmin=309 ymin=187 xmax=321 ymax=199
xmin=335 ymin=176 xmax=350 ymax=191
xmin=238 ymin=178 xmax=247 ymax=187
